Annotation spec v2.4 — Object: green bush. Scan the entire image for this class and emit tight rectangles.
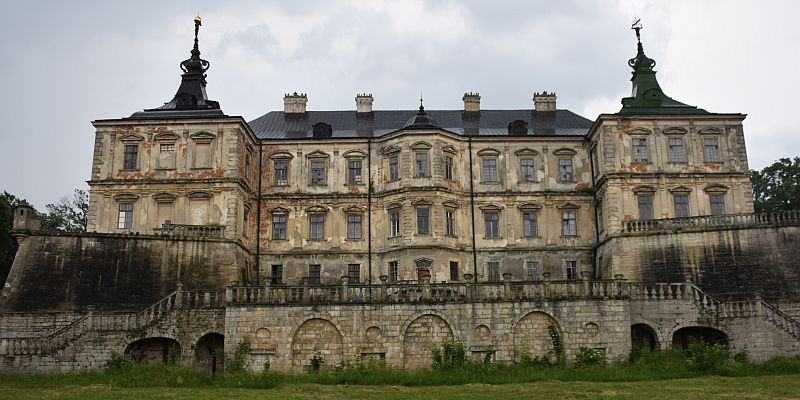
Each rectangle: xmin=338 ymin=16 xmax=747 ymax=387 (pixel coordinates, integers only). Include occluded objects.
xmin=104 ymin=352 xmax=135 ymax=372
xmin=225 ymin=337 xmax=251 ymax=374
xmin=431 ymin=338 xmax=467 ymax=370
xmin=309 ymin=351 xmax=324 ymax=373
xmin=575 ymin=346 xmax=605 ymax=367
xmin=687 ymin=341 xmax=731 ymax=372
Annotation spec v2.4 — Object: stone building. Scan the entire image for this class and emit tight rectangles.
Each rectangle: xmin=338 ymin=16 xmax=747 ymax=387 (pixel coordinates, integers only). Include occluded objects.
xmin=1 ymin=19 xmax=798 ymax=374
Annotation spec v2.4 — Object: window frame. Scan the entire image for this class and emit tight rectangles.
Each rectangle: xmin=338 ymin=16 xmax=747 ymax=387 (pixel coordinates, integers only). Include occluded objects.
xmin=520 ymin=158 xmax=536 ymax=182
xmin=271 ymin=264 xmax=283 ymax=285
xmin=483 ymin=210 xmax=500 ymax=239
xmin=309 ymin=160 xmax=327 ymax=185
xmin=309 ymin=213 xmax=325 ymax=241
xmin=632 ymin=137 xmax=649 ymax=163
xmin=389 ymin=209 xmax=401 ymax=237
xmin=522 ymin=209 xmax=538 ymax=238
xmin=561 ymin=209 xmax=577 ymax=237
xmin=557 ymin=158 xmax=574 ymax=182
xmin=667 ymin=137 xmax=686 ymax=163
xmin=389 ymin=155 xmax=399 ymax=181
xmin=117 ymin=202 xmax=133 ymax=229
xmin=525 ymin=261 xmax=540 ymax=281
xmin=443 ymin=155 xmax=454 ymax=180
xmin=388 ymin=261 xmax=398 ymax=282
xmin=414 ymin=152 xmax=429 ymax=177
xmin=445 ymin=208 xmax=456 ymax=237
xmin=565 ymin=260 xmax=578 ymax=280
xmin=348 ymin=263 xmax=360 ymax=283
xmin=308 ymin=264 xmax=321 ymax=285
xmin=346 ymin=213 xmax=363 ymax=241
xmin=703 ymin=137 xmax=722 ymax=163
xmin=709 ymin=194 xmax=726 ymax=215
xmin=416 ymin=207 xmax=430 ymax=235
xmin=271 ymin=213 xmax=287 ymax=240
xmin=449 ymin=261 xmax=459 ymax=281
xmin=122 ymin=144 xmax=139 ymax=170
xmin=487 ymin=262 xmax=500 ymax=282
xmin=347 ymin=159 xmax=363 ymax=186
xmin=637 ymin=194 xmax=654 ymax=220
xmin=673 ymin=194 xmax=690 ymax=218
xmin=273 ymin=160 xmax=289 ymax=186
xmin=481 ymin=158 xmax=498 ymax=183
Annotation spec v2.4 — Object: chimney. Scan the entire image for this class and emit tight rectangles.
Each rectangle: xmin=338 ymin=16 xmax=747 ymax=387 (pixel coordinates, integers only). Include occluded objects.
xmin=463 ymin=92 xmax=481 ymax=113
xmin=284 ymin=92 xmax=308 ymax=114
xmin=355 ymin=93 xmax=373 ymax=114
xmin=533 ymin=91 xmax=557 ymax=112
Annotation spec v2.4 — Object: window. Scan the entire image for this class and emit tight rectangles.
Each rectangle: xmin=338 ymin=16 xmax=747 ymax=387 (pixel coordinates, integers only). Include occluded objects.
xmin=347 ymin=214 xmax=362 ymax=240
xmin=558 ymin=158 xmax=573 ymax=182
xmin=562 ymin=210 xmax=577 ymax=236
xmin=193 ymin=142 xmax=212 ymax=168
xmin=445 ymin=209 xmax=456 ymax=236
xmin=487 ymin=262 xmax=500 ymax=282
xmin=274 ymin=161 xmax=289 ymax=185
xmin=117 ymin=203 xmax=133 ymax=229
xmin=674 ymin=194 xmax=690 ymax=218
xmin=449 ymin=261 xmax=459 ymax=281
xmin=482 ymin=159 xmax=498 ymax=182
xmin=242 ymin=206 xmax=250 ymax=237
xmin=416 ymin=208 xmax=429 ymax=234
xmin=704 ymin=138 xmax=721 ymax=162
xmin=272 ymin=214 xmax=287 ymax=240
xmin=415 ymin=152 xmax=429 ymax=177
xmin=309 ymin=214 xmax=325 ymax=240
xmin=389 ymin=210 xmax=401 ymax=237
xmin=591 ymin=150 xmax=599 ymax=177
xmin=271 ymin=265 xmax=283 ymax=285
xmin=389 ymin=156 xmax=399 ymax=181
xmin=309 ymin=264 xmax=321 ymax=284
xmin=388 ymin=261 xmax=398 ymax=282
xmin=348 ymin=264 xmax=360 ymax=283
xmin=565 ymin=261 xmax=578 ymax=280
xmin=484 ymin=211 xmax=499 ymax=238
xmin=123 ymin=144 xmax=138 ymax=170
xmin=526 ymin=261 xmax=540 ymax=281
xmin=348 ymin=160 xmax=363 ymax=185
xmin=668 ymin=138 xmax=685 ymax=162
xmin=522 ymin=210 xmax=537 ymax=238
xmin=158 ymin=143 xmax=176 ymax=169
xmin=444 ymin=155 xmax=454 ymax=180
xmin=637 ymin=195 xmax=654 ymax=220
xmin=245 ymin=150 xmax=253 ymax=180
xmin=520 ymin=159 xmax=535 ymax=182
xmin=597 ymin=201 xmax=604 ymax=232
xmin=632 ymin=138 xmax=649 ymax=163
xmin=709 ymin=194 xmax=725 ymax=215
xmin=310 ymin=161 xmax=326 ymax=185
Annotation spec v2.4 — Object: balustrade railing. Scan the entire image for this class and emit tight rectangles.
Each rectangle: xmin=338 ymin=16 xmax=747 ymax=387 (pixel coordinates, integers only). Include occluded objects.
xmin=621 ymin=210 xmax=800 ymax=233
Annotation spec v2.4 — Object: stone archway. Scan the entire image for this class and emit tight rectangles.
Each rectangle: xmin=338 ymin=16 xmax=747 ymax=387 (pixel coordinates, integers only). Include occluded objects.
xmin=631 ymin=323 xmax=658 ymax=350
xmin=195 ymin=333 xmax=224 ymax=377
xmin=125 ymin=337 xmax=181 ymax=364
xmin=291 ymin=318 xmax=343 ymax=371
xmin=672 ymin=326 xmax=728 ymax=350
xmin=402 ymin=314 xmax=453 ymax=369
xmin=513 ymin=311 xmax=559 ymax=362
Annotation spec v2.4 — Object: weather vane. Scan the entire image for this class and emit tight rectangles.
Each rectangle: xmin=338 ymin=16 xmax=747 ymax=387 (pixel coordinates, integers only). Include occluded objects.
xmin=631 ymin=18 xmax=642 ymax=43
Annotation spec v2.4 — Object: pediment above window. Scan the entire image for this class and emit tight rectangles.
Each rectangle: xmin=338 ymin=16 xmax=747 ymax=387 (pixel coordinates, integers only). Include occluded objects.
xmin=412 ymin=199 xmax=432 ymax=206
xmin=552 ymin=148 xmax=577 ymax=156
xmin=119 ymin=134 xmax=144 ymax=143
xmin=152 ymin=192 xmax=177 ymax=203
xmin=113 ymin=192 xmax=139 ymax=202
xmin=668 ymin=185 xmax=693 ymax=194
xmin=477 ymin=148 xmax=501 ymax=157
xmin=269 ymin=205 xmax=290 ymax=214
xmin=704 ymin=184 xmax=729 ymax=194
xmin=343 ymin=205 xmax=366 ymax=213
xmin=187 ymin=190 xmax=213 ymax=199
xmin=154 ymin=133 xmax=179 ymax=142
xmin=270 ymin=151 xmax=294 ymax=160
xmin=632 ymin=185 xmax=657 ymax=194
xmin=556 ymin=202 xmax=580 ymax=209
xmin=479 ymin=204 xmax=501 ymax=211
xmin=625 ymin=127 xmax=653 ymax=136
xmin=662 ymin=127 xmax=688 ymax=135
xmin=189 ymin=131 xmax=216 ymax=143
xmin=410 ymin=141 xmax=432 ymax=150
xmin=442 ymin=201 xmax=459 ymax=209
xmin=518 ymin=203 xmax=542 ymax=210
xmin=382 ymin=145 xmax=401 ymax=155
xmin=342 ymin=149 xmax=367 ymax=159
xmin=698 ymin=127 xmax=724 ymax=135
xmin=305 ymin=205 xmax=329 ymax=213
xmin=514 ymin=147 xmax=539 ymax=157
xmin=442 ymin=145 xmax=458 ymax=154
xmin=385 ymin=202 xmax=402 ymax=210
xmin=305 ymin=150 xmax=330 ymax=159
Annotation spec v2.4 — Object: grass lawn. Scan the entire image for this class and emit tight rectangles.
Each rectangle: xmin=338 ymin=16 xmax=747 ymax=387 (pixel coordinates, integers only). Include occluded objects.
xmin=1 ymin=375 xmax=800 ymax=400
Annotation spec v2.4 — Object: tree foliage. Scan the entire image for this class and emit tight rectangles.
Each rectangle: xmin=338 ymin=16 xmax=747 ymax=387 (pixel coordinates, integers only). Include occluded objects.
xmin=751 ymin=157 xmax=800 ymax=212
xmin=38 ymin=189 xmax=88 ymax=232
xmin=0 ymin=191 xmax=22 ymax=285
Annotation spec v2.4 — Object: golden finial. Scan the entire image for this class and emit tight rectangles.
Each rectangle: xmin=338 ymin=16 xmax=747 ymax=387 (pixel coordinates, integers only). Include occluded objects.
xmin=194 ymin=14 xmax=202 ymax=25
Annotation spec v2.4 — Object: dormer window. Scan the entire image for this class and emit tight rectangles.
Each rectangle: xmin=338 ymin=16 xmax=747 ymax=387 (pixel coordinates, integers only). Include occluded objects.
xmin=508 ymin=120 xmax=528 ymax=136
xmin=312 ymin=122 xmax=332 ymax=138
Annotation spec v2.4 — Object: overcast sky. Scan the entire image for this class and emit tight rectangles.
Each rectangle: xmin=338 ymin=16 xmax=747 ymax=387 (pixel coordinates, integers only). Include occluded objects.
xmin=1 ymin=0 xmax=798 ymax=210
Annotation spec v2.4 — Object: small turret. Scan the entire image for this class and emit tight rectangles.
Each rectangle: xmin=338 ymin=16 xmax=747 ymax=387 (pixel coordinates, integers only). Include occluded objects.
xmin=11 ymin=200 xmax=40 ymax=243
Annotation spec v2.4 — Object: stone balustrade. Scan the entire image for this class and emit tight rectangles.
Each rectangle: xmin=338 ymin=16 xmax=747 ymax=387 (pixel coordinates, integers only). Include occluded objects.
xmin=621 ymin=210 xmax=800 ymax=233
xmin=154 ymin=222 xmax=226 ymax=238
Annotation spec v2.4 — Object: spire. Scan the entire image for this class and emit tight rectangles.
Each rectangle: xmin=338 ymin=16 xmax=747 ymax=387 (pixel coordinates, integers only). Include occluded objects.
xmin=404 ymin=96 xmax=440 ymax=130
xmin=619 ymin=20 xmax=706 ymax=115
xmin=135 ymin=16 xmax=223 ymax=117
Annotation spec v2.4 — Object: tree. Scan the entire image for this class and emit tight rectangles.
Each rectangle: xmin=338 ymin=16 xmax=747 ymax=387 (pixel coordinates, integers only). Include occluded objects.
xmin=38 ymin=189 xmax=88 ymax=232
xmin=751 ymin=157 xmax=800 ymax=212
xmin=0 ymin=191 xmax=22 ymax=285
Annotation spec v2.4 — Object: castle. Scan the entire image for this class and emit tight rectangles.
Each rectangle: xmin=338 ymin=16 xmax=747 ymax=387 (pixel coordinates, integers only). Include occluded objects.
xmin=1 ymin=17 xmax=798 ymax=374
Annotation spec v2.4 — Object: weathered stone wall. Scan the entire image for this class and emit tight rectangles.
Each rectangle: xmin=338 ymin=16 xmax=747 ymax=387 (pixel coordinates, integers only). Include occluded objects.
xmin=224 ymin=300 xmax=632 ymax=372
xmin=598 ymin=225 xmax=800 ymax=302
xmin=0 ymin=233 xmax=250 ymax=312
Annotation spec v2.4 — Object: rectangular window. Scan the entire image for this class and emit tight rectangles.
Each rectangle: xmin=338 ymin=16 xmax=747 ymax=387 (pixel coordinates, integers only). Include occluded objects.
xmin=160 ymin=144 xmax=175 ymax=152
xmin=632 ymin=138 xmax=649 ymax=163
xmin=309 ymin=264 xmax=321 ymax=284
xmin=347 ymin=214 xmax=362 ymax=240
xmin=348 ymin=264 xmax=360 ymax=283
xmin=522 ymin=210 xmax=537 ymax=237
xmin=117 ymin=203 xmax=133 ymax=229
xmin=389 ymin=210 xmax=401 ymax=237
xmin=274 ymin=161 xmax=288 ymax=185
xmin=348 ymin=160 xmax=363 ymax=185
xmin=487 ymin=262 xmax=500 ymax=282
xmin=194 ymin=142 xmax=212 ymax=168
xmin=674 ymin=194 xmax=690 ymax=218
xmin=565 ymin=261 xmax=578 ymax=280
xmin=310 ymin=161 xmax=326 ymax=185
xmin=415 ymin=152 xmax=428 ymax=177
xmin=592 ymin=151 xmax=600 ymax=177
xmin=526 ymin=261 xmax=540 ymax=281
xmin=416 ymin=208 xmax=429 ymax=234
xmin=309 ymin=214 xmax=325 ymax=240
xmin=484 ymin=211 xmax=499 ymax=238
xmin=449 ymin=261 xmax=459 ymax=281
xmin=245 ymin=151 xmax=252 ymax=180
xmin=704 ymin=138 xmax=721 ymax=162
xmin=388 ymin=261 xmax=398 ymax=282
xmin=482 ymin=159 xmax=498 ymax=182
xmin=242 ymin=206 xmax=250 ymax=237
xmin=558 ymin=158 xmax=573 ymax=182
xmin=668 ymin=138 xmax=685 ymax=162
xmin=158 ymin=143 xmax=176 ymax=169
xmin=637 ymin=195 xmax=654 ymax=220
xmin=520 ymin=159 xmax=535 ymax=182
xmin=271 ymin=265 xmax=283 ymax=285
xmin=272 ymin=214 xmax=287 ymax=240
xmin=123 ymin=144 xmax=138 ymax=170
xmin=562 ymin=210 xmax=577 ymax=236
xmin=597 ymin=201 xmax=604 ymax=232
xmin=445 ymin=209 xmax=456 ymax=236
xmin=444 ymin=155 xmax=454 ymax=180
xmin=389 ymin=156 xmax=399 ymax=181
xmin=709 ymin=194 xmax=725 ymax=215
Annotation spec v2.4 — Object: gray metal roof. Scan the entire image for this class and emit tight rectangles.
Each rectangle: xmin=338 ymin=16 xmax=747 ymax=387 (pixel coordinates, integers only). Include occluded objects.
xmin=248 ymin=109 xmax=593 ymax=139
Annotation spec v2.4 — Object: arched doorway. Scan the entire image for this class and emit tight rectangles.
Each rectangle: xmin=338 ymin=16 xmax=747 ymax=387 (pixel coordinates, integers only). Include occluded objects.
xmin=631 ymin=323 xmax=658 ymax=350
xmin=513 ymin=311 xmax=560 ymax=363
xmin=403 ymin=314 xmax=453 ymax=369
xmin=672 ymin=326 xmax=728 ymax=350
xmin=125 ymin=337 xmax=181 ymax=364
xmin=291 ymin=318 xmax=343 ymax=371
xmin=195 ymin=333 xmax=224 ymax=377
